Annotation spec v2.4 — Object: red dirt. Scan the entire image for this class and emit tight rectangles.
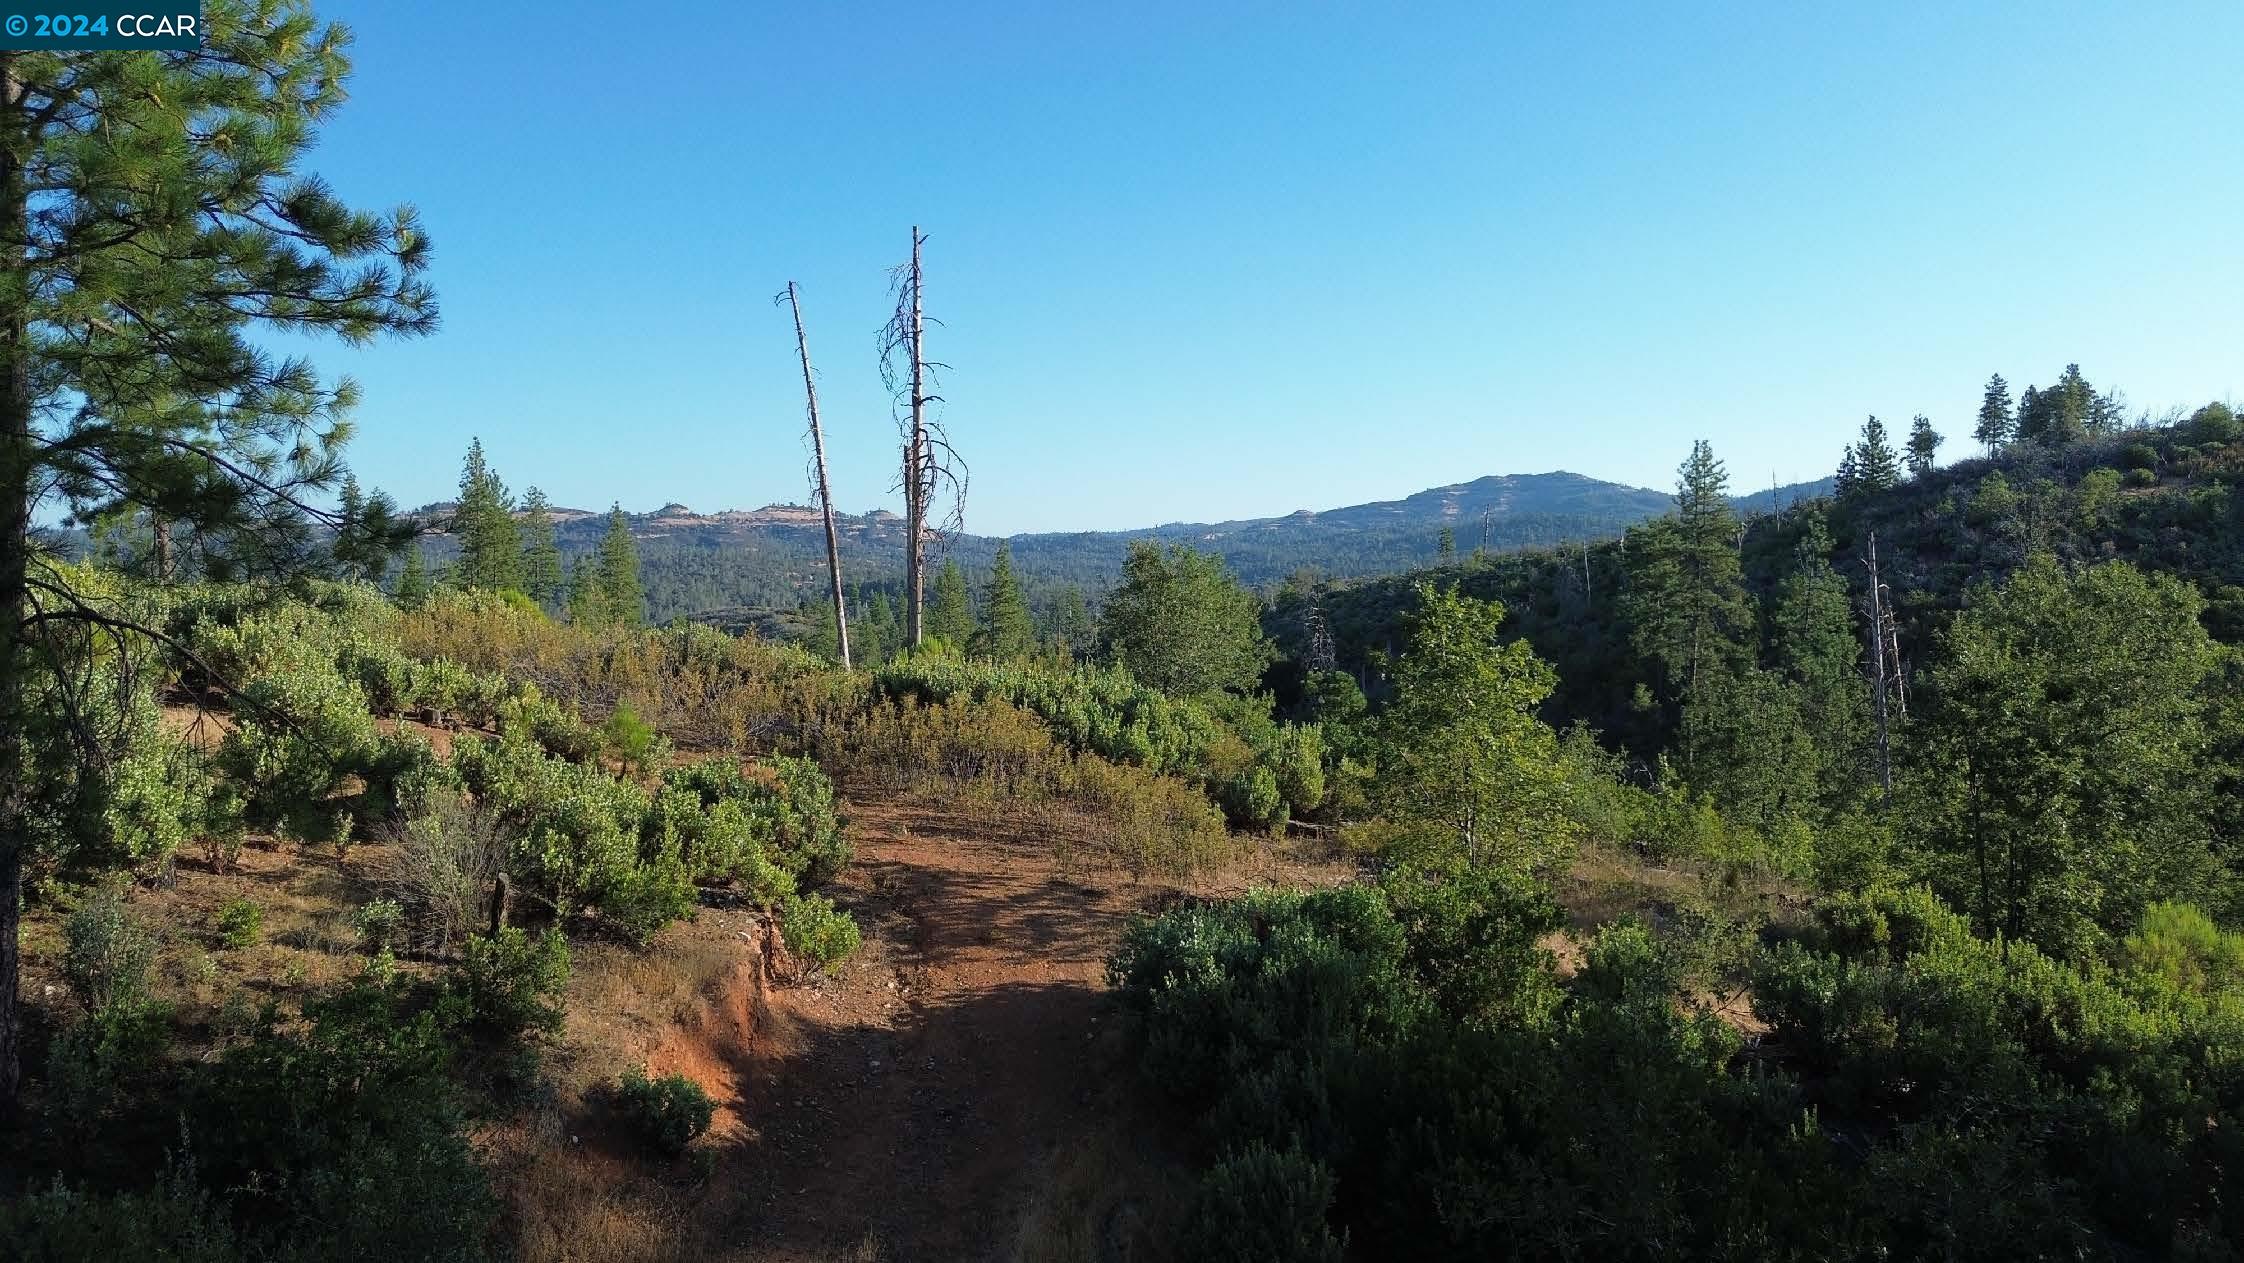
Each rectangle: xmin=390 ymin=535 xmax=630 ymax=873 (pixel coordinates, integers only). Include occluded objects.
xmin=666 ymin=795 xmax=1353 ymax=1261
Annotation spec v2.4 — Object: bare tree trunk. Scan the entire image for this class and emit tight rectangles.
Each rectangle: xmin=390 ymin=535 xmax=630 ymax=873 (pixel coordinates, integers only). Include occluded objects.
xmin=905 ymin=228 xmax=928 ymax=647
xmin=151 ymin=517 xmax=172 ymax=581
xmin=782 ymin=282 xmax=850 ymax=669
xmin=0 ymin=51 xmax=31 ymax=1113
xmin=1865 ymin=532 xmax=1893 ymax=803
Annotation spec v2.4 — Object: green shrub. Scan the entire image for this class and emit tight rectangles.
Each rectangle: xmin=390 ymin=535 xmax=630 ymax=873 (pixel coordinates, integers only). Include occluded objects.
xmin=1219 ymin=765 xmax=1286 ymax=831
xmin=1179 ymin=1144 xmax=1345 ymax=1263
xmin=2119 ymin=441 xmax=2161 ymax=471
xmin=456 ymin=926 xmax=569 ymax=1042
xmin=185 ymin=973 xmax=499 ymax=1260
xmin=613 ymin=1068 xmax=714 ymax=1156
xmin=779 ymin=893 xmax=861 ymax=968
xmin=65 ymin=888 xmax=158 ymax=1017
xmin=355 ymin=898 xmax=406 ymax=954
xmin=213 ymin=897 xmax=264 ymax=950
xmin=2125 ymin=465 xmax=2158 ymax=487
xmin=0 ymin=1171 xmax=242 ymax=1263
xmin=600 ymin=700 xmax=663 ymax=773
xmin=2189 ymin=401 xmax=2240 ymax=445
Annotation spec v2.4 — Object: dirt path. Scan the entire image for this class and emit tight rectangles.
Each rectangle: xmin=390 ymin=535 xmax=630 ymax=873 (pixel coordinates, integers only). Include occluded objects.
xmin=690 ymin=796 xmax=1346 ymax=1262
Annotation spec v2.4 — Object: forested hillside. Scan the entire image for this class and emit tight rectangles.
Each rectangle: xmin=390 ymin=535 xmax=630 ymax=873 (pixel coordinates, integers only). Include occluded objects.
xmin=377 ymin=468 xmax=1831 ymax=630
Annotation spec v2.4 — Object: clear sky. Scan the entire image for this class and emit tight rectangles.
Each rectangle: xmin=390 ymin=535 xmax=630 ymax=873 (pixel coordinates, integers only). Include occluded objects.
xmin=301 ymin=0 xmax=2242 ymax=534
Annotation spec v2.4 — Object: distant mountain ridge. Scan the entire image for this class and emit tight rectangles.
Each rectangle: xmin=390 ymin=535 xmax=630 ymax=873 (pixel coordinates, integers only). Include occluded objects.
xmin=406 ymin=469 xmax=1837 ymax=623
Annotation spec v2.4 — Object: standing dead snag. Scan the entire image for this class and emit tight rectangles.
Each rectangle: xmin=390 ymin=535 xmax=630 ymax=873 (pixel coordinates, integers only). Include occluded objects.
xmin=778 ymin=281 xmax=850 ymax=669
xmin=879 ymin=226 xmax=965 ymax=647
xmin=1862 ymin=531 xmax=1906 ymax=801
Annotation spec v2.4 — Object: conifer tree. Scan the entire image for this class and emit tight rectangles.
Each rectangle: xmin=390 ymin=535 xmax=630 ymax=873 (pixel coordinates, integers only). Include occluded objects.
xmin=453 ymin=438 xmax=522 ymax=593
xmin=0 ymin=3 xmax=437 ymax=1105
xmin=1101 ymin=542 xmax=1273 ymax=696
xmin=927 ymin=559 xmax=974 ymax=648
xmin=1437 ymin=526 xmax=1457 ymax=565
xmin=2015 ymin=385 xmax=2046 ymax=444
xmin=972 ymin=542 xmax=1035 ymax=660
xmin=1851 ymin=416 xmax=1901 ymax=494
xmin=1623 ymin=441 xmax=1752 ymax=768
xmin=1771 ymin=514 xmax=1867 ymax=811
xmin=394 ymin=541 xmax=431 ymax=610
xmin=1905 ymin=415 xmax=1943 ymax=479
xmin=330 ymin=473 xmax=402 ymax=584
xmin=519 ymin=485 xmax=564 ymax=607
xmin=1044 ymin=585 xmax=1094 ymax=660
xmin=567 ymin=555 xmax=600 ymax=626
xmin=593 ymin=505 xmax=643 ymax=628
xmin=1974 ymin=374 xmax=2015 ymax=454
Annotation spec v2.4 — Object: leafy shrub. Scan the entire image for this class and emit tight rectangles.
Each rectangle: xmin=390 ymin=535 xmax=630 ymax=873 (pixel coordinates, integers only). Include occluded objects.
xmin=1218 ymin=765 xmax=1286 ymax=832
xmin=185 ymin=973 xmax=499 ymax=1260
xmin=779 ymin=892 xmax=861 ymax=968
xmin=1179 ymin=1144 xmax=1345 ymax=1263
xmin=613 ymin=1068 xmax=714 ymax=1156
xmin=64 ymin=887 xmax=158 ymax=1017
xmin=213 ymin=897 xmax=263 ymax=949
xmin=456 ymin=926 xmax=570 ymax=1042
xmin=2125 ymin=465 xmax=2158 ymax=487
xmin=354 ymin=898 xmax=406 ymax=954
xmin=2119 ymin=441 xmax=2161 ymax=471
xmin=0 ymin=1170 xmax=242 ymax=1263
xmin=2189 ymin=401 xmax=2240 ymax=445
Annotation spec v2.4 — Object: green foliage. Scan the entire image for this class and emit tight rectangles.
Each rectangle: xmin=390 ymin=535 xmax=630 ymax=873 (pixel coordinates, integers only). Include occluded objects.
xmin=599 ymin=700 xmax=663 ymax=774
xmin=354 ymin=898 xmax=406 ymax=954
xmin=64 ymin=888 xmax=158 ymax=1018
xmin=613 ymin=1068 xmax=715 ymax=1157
xmin=1371 ymin=583 xmax=1576 ymax=872
xmin=2190 ymin=401 xmax=2240 ymax=446
xmin=519 ymin=486 xmax=566 ymax=606
xmin=1902 ymin=556 xmax=2226 ymax=955
xmin=451 ymin=438 xmax=524 ymax=595
xmin=779 ymin=892 xmax=862 ymax=968
xmin=0 ymin=1170 xmax=243 ymax=1263
xmin=927 ymin=558 xmax=975 ymax=647
xmin=972 ymin=541 xmax=1036 ymax=659
xmin=184 ymin=973 xmax=498 ymax=1261
xmin=213 ymin=897 xmax=264 ymax=950
xmin=1179 ymin=1144 xmax=1346 ymax=1263
xmin=457 ymin=927 xmax=569 ymax=1042
xmin=1100 ymin=541 xmax=1275 ymax=697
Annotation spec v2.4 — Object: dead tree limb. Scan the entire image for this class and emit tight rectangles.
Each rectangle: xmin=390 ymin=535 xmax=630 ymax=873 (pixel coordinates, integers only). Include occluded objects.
xmin=778 ymin=281 xmax=850 ymax=669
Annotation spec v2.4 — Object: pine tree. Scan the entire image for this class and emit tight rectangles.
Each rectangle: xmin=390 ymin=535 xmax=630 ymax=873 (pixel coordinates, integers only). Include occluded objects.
xmin=333 ymin=475 xmax=367 ymax=577
xmin=567 ymin=555 xmax=600 ymax=626
xmin=1905 ymin=415 xmax=1943 ymax=479
xmin=2048 ymin=363 xmax=2094 ymax=444
xmin=972 ymin=542 xmax=1035 ymax=660
xmin=1623 ymin=441 xmax=1753 ymax=771
xmin=594 ymin=505 xmax=643 ymax=628
xmin=453 ymin=438 xmax=522 ymax=592
xmin=1974 ymin=374 xmax=2015 ymax=454
xmin=927 ymin=559 xmax=974 ymax=648
xmin=2015 ymin=385 xmax=2047 ymax=444
xmin=1833 ymin=445 xmax=1861 ymax=500
xmin=331 ymin=474 xmax=402 ymax=584
xmin=1437 ymin=526 xmax=1457 ymax=565
xmin=519 ymin=486 xmax=564 ymax=607
xmin=0 ymin=5 xmax=437 ymax=1104
xmin=1852 ymin=417 xmax=1901 ymax=494
xmin=1771 ymin=513 xmax=1867 ymax=813
xmin=1044 ymin=585 xmax=1094 ymax=660
xmin=394 ymin=543 xmax=431 ymax=611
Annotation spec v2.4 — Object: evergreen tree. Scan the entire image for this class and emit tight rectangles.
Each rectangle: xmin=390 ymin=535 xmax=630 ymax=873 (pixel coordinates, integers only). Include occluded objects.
xmin=453 ymin=438 xmax=522 ymax=592
xmin=1974 ymin=374 xmax=2015 ymax=454
xmin=330 ymin=474 xmax=402 ymax=584
xmin=1770 ymin=514 xmax=1867 ymax=813
xmin=519 ymin=485 xmax=564 ymax=607
xmin=857 ymin=590 xmax=899 ymax=667
xmin=1833 ymin=445 xmax=1861 ymax=500
xmin=1905 ymin=415 xmax=1943 ymax=479
xmin=972 ymin=542 xmax=1035 ymax=660
xmin=1623 ymin=442 xmax=1753 ymax=773
xmin=927 ymin=559 xmax=974 ymax=648
xmin=2015 ymin=384 xmax=2046 ymax=444
xmin=1851 ymin=416 xmax=1901 ymax=495
xmin=594 ymin=505 xmax=643 ymax=628
xmin=0 ymin=3 xmax=437 ymax=1105
xmin=394 ymin=542 xmax=431 ymax=611
xmin=1101 ymin=542 xmax=1274 ymax=696
xmin=1437 ymin=526 xmax=1457 ymax=565
xmin=567 ymin=555 xmax=600 ymax=626
xmin=2048 ymin=363 xmax=2095 ymax=444
xmin=1043 ymin=585 xmax=1095 ymax=660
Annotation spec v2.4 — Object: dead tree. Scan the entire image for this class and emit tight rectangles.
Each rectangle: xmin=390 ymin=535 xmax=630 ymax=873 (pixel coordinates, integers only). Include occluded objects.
xmin=879 ymin=227 xmax=965 ymax=646
xmin=778 ymin=281 xmax=850 ymax=668
xmin=1862 ymin=532 xmax=1907 ymax=799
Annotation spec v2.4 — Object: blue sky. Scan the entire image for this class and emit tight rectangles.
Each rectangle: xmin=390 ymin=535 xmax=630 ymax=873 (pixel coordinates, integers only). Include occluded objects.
xmin=303 ymin=1 xmax=2242 ymax=534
